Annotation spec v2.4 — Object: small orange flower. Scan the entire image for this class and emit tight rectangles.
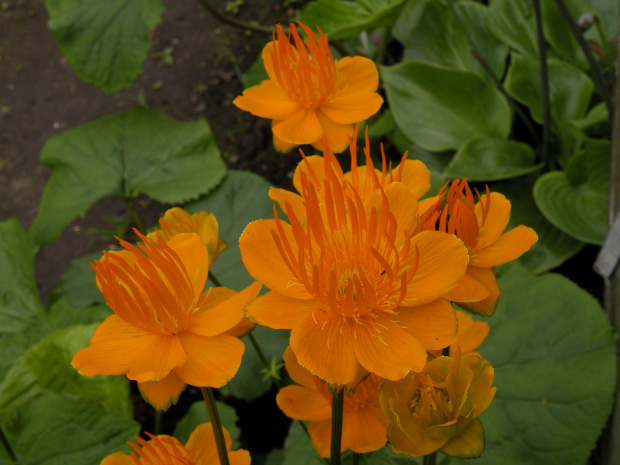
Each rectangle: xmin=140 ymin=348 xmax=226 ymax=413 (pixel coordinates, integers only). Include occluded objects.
xmin=100 ymin=423 xmax=250 ymax=465
xmin=147 ymin=207 xmax=228 ymax=267
xmin=428 ymin=310 xmax=490 ymax=358
xmin=72 ymin=231 xmax=261 ymax=411
xmin=380 ymin=351 xmax=496 ymax=459
xmin=233 ymin=23 xmax=383 ymax=153
xmin=421 ymin=179 xmax=537 ymax=316
xmin=276 ymin=347 xmax=388 ymax=457
xmin=240 ymin=154 xmax=469 ymax=385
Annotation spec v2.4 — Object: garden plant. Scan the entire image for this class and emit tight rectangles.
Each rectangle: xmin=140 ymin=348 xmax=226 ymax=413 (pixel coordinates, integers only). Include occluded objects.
xmin=0 ymin=0 xmax=619 ymax=464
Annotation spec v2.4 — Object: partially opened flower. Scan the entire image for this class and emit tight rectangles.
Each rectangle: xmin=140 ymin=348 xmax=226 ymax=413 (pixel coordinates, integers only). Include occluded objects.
xmin=380 ymin=352 xmax=496 ymax=459
xmin=101 ymin=423 xmax=250 ymax=465
xmin=428 ymin=310 xmax=489 ymax=358
xmin=276 ymin=347 xmax=388 ymax=457
xmin=240 ymin=155 xmax=469 ymax=385
xmin=147 ymin=207 xmax=228 ymax=266
xmin=233 ymin=23 xmax=383 ymax=153
xmin=72 ymin=231 xmax=261 ymax=411
xmin=421 ymin=179 xmax=537 ymax=316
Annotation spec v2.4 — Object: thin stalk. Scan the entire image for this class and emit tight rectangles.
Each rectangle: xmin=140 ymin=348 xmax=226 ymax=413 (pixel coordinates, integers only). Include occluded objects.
xmin=154 ymin=411 xmax=163 ymax=435
xmin=423 ymin=452 xmax=437 ymax=465
xmin=330 ymin=388 xmax=345 ymax=465
xmin=0 ymin=427 xmax=17 ymax=463
xmin=196 ymin=0 xmax=275 ymax=35
xmin=126 ymin=197 xmax=145 ymax=235
xmin=201 ymin=387 xmax=230 ymax=465
xmin=208 ymin=271 xmax=223 ymax=288
xmin=553 ymin=0 xmax=614 ymax=121
xmin=248 ymin=333 xmax=282 ymax=389
xmin=374 ymin=27 xmax=391 ymax=66
xmin=533 ymin=0 xmax=552 ymax=170
xmin=352 ymin=452 xmax=361 ymax=465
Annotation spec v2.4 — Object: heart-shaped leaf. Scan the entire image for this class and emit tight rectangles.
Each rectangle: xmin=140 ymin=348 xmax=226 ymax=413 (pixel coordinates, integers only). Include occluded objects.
xmin=533 ymin=139 xmax=609 ymax=244
xmin=45 ymin=0 xmax=164 ymax=93
xmin=381 ymin=61 xmax=511 ymax=151
xmin=487 ymin=0 xmax=538 ymax=57
xmin=30 ymin=107 xmax=226 ymax=245
xmin=445 ymin=136 xmax=541 ymax=181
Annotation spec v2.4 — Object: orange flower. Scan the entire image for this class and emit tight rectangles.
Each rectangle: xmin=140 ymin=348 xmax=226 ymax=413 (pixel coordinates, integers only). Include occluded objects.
xmin=240 ymin=155 xmax=469 ymax=385
xmin=101 ymin=423 xmax=250 ymax=465
xmin=380 ymin=352 xmax=496 ymax=459
xmin=276 ymin=347 xmax=388 ymax=457
xmin=147 ymin=207 xmax=228 ymax=267
xmin=428 ymin=310 xmax=489 ymax=358
xmin=269 ymin=127 xmax=432 ymax=221
xmin=421 ymin=179 xmax=537 ymax=316
xmin=233 ymin=23 xmax=383 ymax=153
xmin=72 ymin=231 xmax=261 ymax=411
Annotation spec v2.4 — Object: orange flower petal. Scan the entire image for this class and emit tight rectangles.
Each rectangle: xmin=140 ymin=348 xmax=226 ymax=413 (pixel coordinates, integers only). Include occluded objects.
xmin=71 ymin=315 xmax=186 ymax=382
xmin=452 ymin=310 xmax=489 ymax=354
xmin=342 ymin=408 xmax=388 ymax=453
xmin=308 ymin=420 xmax=332 ymax=457
xmin=233 ymin=80 xmax=300 ymax=120
xmin=439 ymin=417 xmax=486 ymax=459
xmin=352 ymin=316 xmax=428 ymax=380
xmin=175 ymin=332 xmax=244 ymax=387
xmin=228 ymin=450 xmax=252 ymax=465
xmin=272 ymin=123 xmax=298 ymax=152
xmin=260 ymin=41 xmax=283 ymax=83
xmin=191 ymin=282 xmax=261 ymax=337
xmin=137 ymin=371 xmax=187 ymax=411
xmin=335 ymin=56 xmax=380 ymax=94
xmin=269 ymin=187 xmax=306 ymax=222
xmin=388 ymin=424 xmax=447 ymax=458
xmin=246 ymin=291 xmax=314 ymax=329
xmin=321 ymin=91 xmax=384 ymax=125
xmin=167 ymin=233 xmax=210 ymax=298
xmin=397 ymin=299 xmax=457 ymax=351
xmin=226 ymin=317 xmax=256 ymax=339
xmin=364 ymin=182 xmax=419 ymax=243
xmin=443 ymin=266 xmax=491 ymax=303
xmin=292 ymin=155 xmax=327 ymax=195
xmin=403 ymin=231 xmax=469 ymax=306
xmin=473 ymin=225 xmax=538 ymax=268
xmin=100 ymin=452 xmax=134 ymax=465
xmin=397 ymin=160 xmax=431 ymax=200
xmin=454 ymin=266 xmax=500 ymax=317
xmin=277 ymin=385 xmax=332 ymax=421
xmin=291 ymin=311 xmax=365 ymax=385
xmin=272 ymin=108 xmax=323 ymax=145
xmin=186 ymin=423 xmax=251 ymax=465
xmin=283 ymin=345 xmax=317 ymax=388
xmin=312 ymin=110 xmax=354 ymax=153
xmin=475 ymin=192 xmax=511 ymax=250
xmin=240 ymin=219 xmax=313 ymax=299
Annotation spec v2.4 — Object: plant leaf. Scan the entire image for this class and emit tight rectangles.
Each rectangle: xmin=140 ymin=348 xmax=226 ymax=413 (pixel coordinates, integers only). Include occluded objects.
xmin=504 ymin=53 xmax=594 ymax=125
xmin=394 ymin=1 xmax=508 ymax=84
xmin=445 ymin=136 xmax=541 ymax=181
xmin=533 ymin=139 xmax=609 ymax=244
xmin=381 ymin=61 xmax=511 ymax=151
xmin=30 ymin=107 xmax=226 ymax=245
xmin=45 ymin=0 xmax=164 ymax=93
xmin=301 ymin=0 xmax=407 ymax=40
xmin=487 ymin=0 xmax=538 ymax=56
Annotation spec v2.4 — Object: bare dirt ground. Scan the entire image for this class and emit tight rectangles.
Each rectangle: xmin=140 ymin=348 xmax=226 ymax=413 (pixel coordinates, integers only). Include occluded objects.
xmin=0 ymin=0 xmax=300 ymax=303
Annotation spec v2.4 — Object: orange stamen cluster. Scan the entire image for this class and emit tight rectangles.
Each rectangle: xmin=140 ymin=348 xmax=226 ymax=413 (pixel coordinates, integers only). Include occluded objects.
xmin=92 ymin=231 xmax=201 ymax=336
xmin=128 ymin=434 xmax=194 ymax=465
xmin=272 ymin=23 xmax=336 ymax=109
xmin=421 ymin=179 xmax=491 ymax=251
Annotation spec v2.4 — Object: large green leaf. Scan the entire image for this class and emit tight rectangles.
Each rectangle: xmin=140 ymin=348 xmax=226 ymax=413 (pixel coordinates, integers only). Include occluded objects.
xmin=301 ymin=0 xmax=407 ymax=40
xmin=445 ymin=263 xmax=616 ymax=464
xmin=30 ymin=107 xmax=226 ymax=245
xmin=487 ymin=0 xmax=538 ymax=56
xmin=445 ymin=136 xmax=540 ymax=181
xmin=505 ymin=53 xmax=594 ymax=125
xmin=0 ymin=324 xmax=132 ymax=426
xmin=533 ymin=139 xmax=609 ymax=244
xmin=46 ymin=0 xmax=163 ymax=93
xmin=0 ymin=392 xmax=139 ymax=465
xmin=173 ymin=400 xmax=241 ymax=448
xmin=394 ymin=1 xmax=508 ymax=84
xmin=381 ymin=61 xmax=511 ymax=151
xmin=54 ymin=252 xmax=106 ymax=309
xmin=495 ymin=179 xmax=583 ymax=273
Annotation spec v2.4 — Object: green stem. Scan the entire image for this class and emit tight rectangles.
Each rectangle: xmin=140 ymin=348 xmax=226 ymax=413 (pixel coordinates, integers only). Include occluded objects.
xmin=154 ymin=411 xmax=163 ymax=435
xmin=374 ymin=27 xmax=390 ymax=66
xmin=200 ymin=387 xmax=230 ymax=465
xmin=352 ymin=452 xmax=361 ymax=465
xmin=423 ymin=452 xmax=437 ymax=465
xmin=208 ymin=271 xmax=223 ymax=288
xmin=126 ymin=197 xmax=145 ymax=235
xmin=553 ymin=0 xmax=614 ymax=121
xmin=0 ymin=427 xmax=17 ymax=463
xmin=330 ymin=388 xmax=344 ymax=465
xmin=533 ymin=0 xmax=552 ymax=170
xmin=248 ymin=333 xmax=282 ymax=389
xmin=196 ymin=0 xmax=275 ymax=35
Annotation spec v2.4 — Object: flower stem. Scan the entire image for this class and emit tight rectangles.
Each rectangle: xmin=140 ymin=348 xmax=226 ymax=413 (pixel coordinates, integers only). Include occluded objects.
xmin=352 ymin=452 xmax=361 ymax=465
xmin=154 ymin=411 xmax=163 ymax=435
xmin=330 ymin=388 xmax=344 ymax=465
xmin=196 ymin=0 xmax=275 ymax=35
xmin=0 ymin=427 xmax=17 ymax=463
xmin=200 ymin=387 xmax=230 ymax=465
xmin=532 ymin=0 xmax=552 ymax=171
xmin=208 ymin=271 xmax=223 ymax=288
xmin=423 ymin=452 xmax=437 ymax=465
xmin=126 ymin=197 xmax=146 ymax=235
